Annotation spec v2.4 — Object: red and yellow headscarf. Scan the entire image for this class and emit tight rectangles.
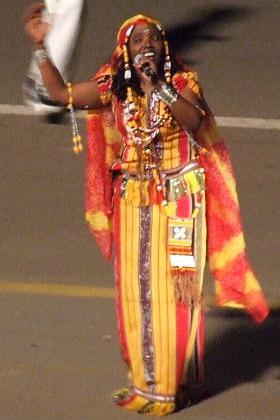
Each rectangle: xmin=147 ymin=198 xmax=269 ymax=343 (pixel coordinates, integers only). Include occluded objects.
xmin=112 ymin=14 xmax=163 ymax=65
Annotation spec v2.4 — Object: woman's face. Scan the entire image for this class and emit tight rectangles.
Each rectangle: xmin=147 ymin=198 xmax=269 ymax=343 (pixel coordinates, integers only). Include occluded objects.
xmin=128 ymin=23 xmax=164 ymax=67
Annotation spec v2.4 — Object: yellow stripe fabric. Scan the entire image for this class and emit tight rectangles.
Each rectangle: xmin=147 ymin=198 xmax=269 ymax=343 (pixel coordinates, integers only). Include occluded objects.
xmin=85 ymin=211 xmax=112 ymax=231
xmin=116 ymin=187 xmax=207 ymax=406
xmin=211 ymin=152 xmax=238 ymax=204
xmin=183 ymin=195 xmax=207 ymax=379
xmin=120 ymin=199 xmax=147 ymax=390
xmin=151 ymin=205 xmax=177 ymax=396
xmin=209 ymin=233 xmax=245 ymax=271
xmin=119 ymin=199 xmax=178 ymax=396
xmin=244 ymin=271 xmax=261 ymax=293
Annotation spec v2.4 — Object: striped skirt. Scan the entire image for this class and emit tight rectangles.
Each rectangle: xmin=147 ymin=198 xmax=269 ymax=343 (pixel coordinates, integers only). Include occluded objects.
xmin=112 ymin=175 xmax=207 ymax=415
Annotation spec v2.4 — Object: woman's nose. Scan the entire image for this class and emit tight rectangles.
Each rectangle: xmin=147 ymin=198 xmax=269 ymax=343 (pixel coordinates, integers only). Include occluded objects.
xmin=143 ymin=37 xmax=152 ymax=49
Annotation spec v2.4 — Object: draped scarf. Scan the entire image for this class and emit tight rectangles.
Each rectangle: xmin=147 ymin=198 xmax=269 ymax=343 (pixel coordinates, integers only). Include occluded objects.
xmin=85 ymin=15 xmax=269 ymax=323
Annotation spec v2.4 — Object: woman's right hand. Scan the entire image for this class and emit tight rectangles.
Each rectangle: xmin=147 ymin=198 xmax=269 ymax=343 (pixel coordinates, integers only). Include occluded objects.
xmin=23 ymin=2 xmax=50 ymax=46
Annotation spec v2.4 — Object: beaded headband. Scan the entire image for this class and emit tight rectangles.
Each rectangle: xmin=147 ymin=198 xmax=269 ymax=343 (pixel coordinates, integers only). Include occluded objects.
xmin=115 ymin=15 xmax=171 ymax=81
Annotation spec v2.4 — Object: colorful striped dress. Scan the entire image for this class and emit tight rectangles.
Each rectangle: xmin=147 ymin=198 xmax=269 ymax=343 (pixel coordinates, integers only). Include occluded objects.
xmin=96 ymin=71 xmax=207 ymax=414
xmin=85 ymin=68 xmax=269 ymax=415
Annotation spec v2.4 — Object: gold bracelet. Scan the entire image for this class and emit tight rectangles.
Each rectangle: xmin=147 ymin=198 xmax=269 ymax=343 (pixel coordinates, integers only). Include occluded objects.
xmin=67 ymin=82 xmax=83 ymax=154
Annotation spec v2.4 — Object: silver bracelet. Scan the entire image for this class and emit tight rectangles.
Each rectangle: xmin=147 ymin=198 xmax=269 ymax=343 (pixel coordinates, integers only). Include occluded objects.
xmin=154 ymin=83 xmax=179 ymax=107
xmin=32 ymin=49 xmax=50 ymax=66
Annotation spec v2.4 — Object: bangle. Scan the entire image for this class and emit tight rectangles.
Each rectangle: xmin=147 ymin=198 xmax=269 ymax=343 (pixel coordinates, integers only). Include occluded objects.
xmin=32 ymin=49 xmax=49 ymax=66
xmin=67 ymin=82 xmax=83 ymax=154
xmin=154 ymin=83 xmax=179 ymax=107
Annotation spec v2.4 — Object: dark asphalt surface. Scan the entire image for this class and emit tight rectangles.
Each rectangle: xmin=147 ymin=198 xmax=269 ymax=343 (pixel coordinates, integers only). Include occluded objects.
xmin=0 ymin=1 xmax=279 ymax=419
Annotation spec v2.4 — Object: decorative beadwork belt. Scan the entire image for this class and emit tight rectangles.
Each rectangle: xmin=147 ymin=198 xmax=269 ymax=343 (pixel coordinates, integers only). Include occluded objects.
xmin=121 ymin=160 xmax=200 ymax=181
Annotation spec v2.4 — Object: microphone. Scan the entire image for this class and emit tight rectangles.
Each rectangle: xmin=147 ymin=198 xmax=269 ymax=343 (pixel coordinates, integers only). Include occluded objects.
xmin=134 ymin=54 xmax=158 ymax=82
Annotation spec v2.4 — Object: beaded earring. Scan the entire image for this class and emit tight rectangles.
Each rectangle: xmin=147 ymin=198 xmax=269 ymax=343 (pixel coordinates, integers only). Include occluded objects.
xmin=123 ymin=43 xmax=131 ymax=82
xmin=156 ymin=24 xmax=171 ymax=84
xmin=163 ymin=39 xmax=171 ymax=84
xmin=123 ymin=42 xmax=134 ymax=113
xmin=123 ymin=25 xmax=134 ymax=82
xmin=123 ymin=33 xmax=137 ymax=114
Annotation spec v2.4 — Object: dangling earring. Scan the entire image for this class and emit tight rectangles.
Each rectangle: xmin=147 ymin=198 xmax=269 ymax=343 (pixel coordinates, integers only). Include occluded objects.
xmin=123 ymin=40 xmax=136 ymax=112
xmin=123 ymin=25 xmax=134 ymax=83
xmin=156 ymin=24 xmax=171 ymax=84
xmin=163 ymin=39 xmax=171 ymax=84
xmin=123 ymin=42 xmax=131 ymax=82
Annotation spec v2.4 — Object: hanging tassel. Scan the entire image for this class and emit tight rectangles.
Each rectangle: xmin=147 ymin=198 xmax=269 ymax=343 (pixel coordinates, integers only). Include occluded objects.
xmin=164 ymin=202 xmax=177 ymax=217
xmin=168 ymin=217 xmax=200 ymax=305
xmin=67 ymin=82 xmax=83 ymax=154
xmin=183 ymin=171 xmax=200 ymax=194
xmin=173 ymin=269 xmax=200 ymax=306
xmin=177 ymin=195 xmax=191 ymax=218
xmin=148 ymin=180 xmax=158 ymax=204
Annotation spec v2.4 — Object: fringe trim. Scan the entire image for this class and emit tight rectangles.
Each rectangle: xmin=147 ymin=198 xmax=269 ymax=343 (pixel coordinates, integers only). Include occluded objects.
xmin=173 ymin=269 xmax=200 ymax=306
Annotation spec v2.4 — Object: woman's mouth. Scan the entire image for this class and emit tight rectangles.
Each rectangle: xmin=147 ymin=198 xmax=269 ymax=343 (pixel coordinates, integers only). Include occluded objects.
xmin=143 ymin=51 xmax=155 ymax=59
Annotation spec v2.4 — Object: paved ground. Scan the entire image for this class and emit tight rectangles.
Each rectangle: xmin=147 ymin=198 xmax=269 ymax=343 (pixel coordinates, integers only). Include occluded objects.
xmin=0 ymin=1 xmax=279 ymax=419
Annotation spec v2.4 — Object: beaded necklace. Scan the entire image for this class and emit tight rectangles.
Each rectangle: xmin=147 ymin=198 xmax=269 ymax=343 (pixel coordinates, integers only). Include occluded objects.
xmin=121 ymin=20 xmax=172 ymax=144
xmin=124 ymin=90 xmax=172 ymax=146
xmin=121 ymin=20 xmax=173 ymax=206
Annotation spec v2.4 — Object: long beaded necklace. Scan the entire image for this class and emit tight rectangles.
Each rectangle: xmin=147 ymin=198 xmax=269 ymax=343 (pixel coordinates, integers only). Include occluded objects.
xmin=124 ymin=89 xmax=172 ymax=147
xmin=123 ymin=89 xmax=171 ymax=205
